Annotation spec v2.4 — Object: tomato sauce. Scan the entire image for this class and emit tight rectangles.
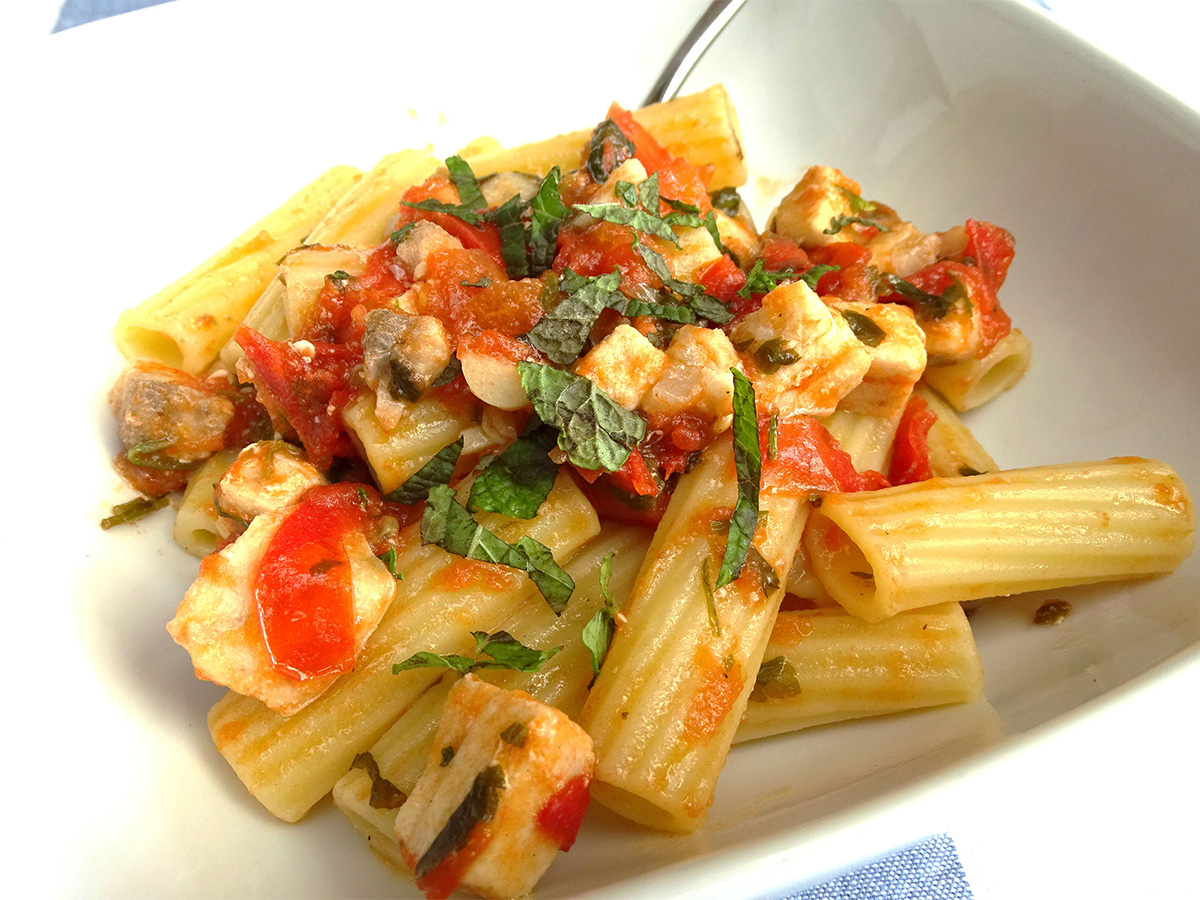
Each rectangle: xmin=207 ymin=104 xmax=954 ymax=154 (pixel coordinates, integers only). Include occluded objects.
xmin=682 ymin=646 xmax=744 ymax=742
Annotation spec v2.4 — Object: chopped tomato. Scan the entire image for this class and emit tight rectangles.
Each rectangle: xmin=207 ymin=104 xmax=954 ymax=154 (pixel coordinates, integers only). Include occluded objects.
xmin=759 ymin=236 xmax=811 ymax=273
xmin=300 ymin=242 xmax=409 ymax=345
xmin=574 ymin=469 xmax=672 ymax=527
xmin=888 ymin=393 xmax=937 ymax=485
xmin=394 ymin=172 xmax=506 ymax=268
xmin=607 ymin=447 xmax=659 ymax=497
xmin=654 ymin=156 xmax=713 ymax=211
xmin=212 ymin=380 xmax=273 ymax=450
xmin=235 ymin=325 xmax=358 ymax=471
xmin=963 ymin=220 xmax=1015 ymax=291
xmin=762 ymin=416 xmax=887 ymax=494
xmin=695 ymin=254 xmax=746 ymax=308
xmin=457 ymin=329 xmax=545 ymax=365
xmin=607 ymin=103 xmax=674 ymax=174
xmin=808 ymin=242 xmax=875 ymax=300
xmin=553 ymin=222 xmax=661 ymax=293
xmin=420 ymin=249 xmax=543 ymax=339
xmin=255 ymin=483 xmax=381 ymax=681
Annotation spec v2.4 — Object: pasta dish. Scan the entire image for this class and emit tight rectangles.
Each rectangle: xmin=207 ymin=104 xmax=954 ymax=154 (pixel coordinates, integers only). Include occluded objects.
xmin=104 ymin=85 xmax=1195 ymax=899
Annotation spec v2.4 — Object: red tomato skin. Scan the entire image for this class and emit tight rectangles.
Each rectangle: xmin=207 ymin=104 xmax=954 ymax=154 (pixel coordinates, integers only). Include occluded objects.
xmin=234 ymin=325 xmax=358 ymax=472
xmin=762 ymin=416 xmax=887 ymax=495
xmin=536 ymin=774 xmax=592 ymax=851
xmin=606 ymin=103 xmax=673 ymax=174
xmin=889 ymin=259 xmax=1012 ymax=355
xmin=888 ymin=393 xmax=937 ymax=485
xmin=395 ymin=172 xmax=506 ymax=268
xmin=255 ymin=483 xmax=381 ymax=681
xmin=963 ymin=219 xmax=1015 ymax=291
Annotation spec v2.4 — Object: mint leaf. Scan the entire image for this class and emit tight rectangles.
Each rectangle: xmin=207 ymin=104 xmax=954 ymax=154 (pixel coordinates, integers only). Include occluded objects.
xmin=629 ymin=236 xmax=733 ymax=324
xmin=525 ymin=268 xmax=622 ymax=364
xmin=471 ymin=630 xmax=562 ymax=671
xmin=392 ymin=650 xmax=476 ymax=674
xmin=488 ymin=193 xmax=529 ymax=279
xmin=737 ymin=259 xmax=838 ymax=299
xmin=585 ymin=118 xmax=635 ymax=183
xmin=401 ymin=197 xmax=484 ymax=226
xmin=840 ymin=309 xmax=887 ymax=346
xmin=385 ymin=437 xmax=463 ymax=504
xmin=751 ymin=655 xmax=802 ymax=701
xmin=824 ymin=214 xmax=889 ymax=235
xmin=422 ymin=483 xmax=575 ymax=612
xmin=715 ymin=369 xmax=761 ymax=590
xmin=517 ymin=362 xmax=646 ymax=473
xmin=582 ymin=551 xmax=618 ymax=674
xmin=529 ymin=167 xmax=569 ymax=274
xmin=574 ymin=174 xmax=680 ymax=246
xmin=445 ymin=155 xmax=486 ymax=211
xmin=880 ymin=272 xmax=969 ymax=320
xmin=468 ymin=430 xmax=558 ymax=519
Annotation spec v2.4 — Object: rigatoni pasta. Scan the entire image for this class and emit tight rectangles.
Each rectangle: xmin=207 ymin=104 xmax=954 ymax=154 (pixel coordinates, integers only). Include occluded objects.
xmin=100 ymin=84 xmax=1195 ymax=899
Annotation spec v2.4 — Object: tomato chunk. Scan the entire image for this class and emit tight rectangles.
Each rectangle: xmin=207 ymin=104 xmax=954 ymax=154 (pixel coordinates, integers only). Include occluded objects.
xmin=762 ymin=416 xmax=887 ymax=494
xmin=888 ymin=393 xmax=937 ymax=485
xmin=255 ymin=484 xmax=380 ymax=681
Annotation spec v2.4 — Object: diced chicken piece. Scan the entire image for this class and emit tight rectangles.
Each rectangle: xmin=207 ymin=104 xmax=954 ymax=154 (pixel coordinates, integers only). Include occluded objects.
xmin=166 ymin=500 xmax=396 ymax=715
xmin=866 ymin=221 xmax=942 ymax=278
xmin=109 ymin=360 xmax=234 ymax=465
xmin=664 ymin=218 xmax=724 ymax=283
xmin=919 ymin=299 xmax=983 ymax=365
xmin=214 ymin=440 xmax=326 ymax=524
xmin=573 ymin=324 xmax=666 ymax=411
xmin=641 ymin=325 xmax=743 ymax=431
xmin=394 ymin=221 xmax=465 ymax=282
xmin=730 ymin=281 xmax=871 ymax=418
xmin=361 ymin=309 xmax=454 ymax=430
xmin=828 ymin=301 xmax=927 ymax=419
xmin=394 ymin=675 xmax=595 ymax=900
xmin=769 ymin=165 xmax=876 ymax=248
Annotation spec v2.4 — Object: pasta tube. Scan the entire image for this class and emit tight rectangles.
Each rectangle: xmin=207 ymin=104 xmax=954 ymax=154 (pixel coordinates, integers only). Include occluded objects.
xmin=114 ymin=165 xmax=362 ymax=375
xmin=207 ymin=472 xmax=599 ymax=822
xmin=172 ymin=448 xmax=238 ymax=558
xmin=735 ymin=603 xmax=984 ymax=742
xmin=578 ymin=434 xmax=809 ymax=833
xmin=805 ymin=457 xmax=1196 ymax=622
xmin=458 ymin=84 xmax=747 ymax=189
xmin=921 ymin=328 xmax=1032 ymax=411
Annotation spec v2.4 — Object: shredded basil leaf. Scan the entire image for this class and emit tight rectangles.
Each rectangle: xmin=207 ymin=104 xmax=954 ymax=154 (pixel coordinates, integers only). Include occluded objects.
xmin=525 ymin=268 xmax=622 ymax=364
xmin=881 ymin=272 xmax=969 ymax=320
xmin=754 ymin=338 xmax=802 ymax=374
xmin=377 ymin=546 xmax=404 ymax=580
xmin=415 ymin=764 xmax=505 ymax=879
xmin=421 ymin=484 xmax=575 ymax=612
xmin=824 ymin=214 xmax=890 ymax=235
xmin=768 ymin=414 xmax=779 ymax=460
xmin=389 ymin=222 xmax=418 ymax=244
xmin=836 ymin=185 xmax=877 ymax=214
xmin=574 ymin=173 xmax=682 ymax=246
xmin=401 ymin=197 xmax=483 ymax=226
xmin=392 ymin=630 xmax=562 ymax=675
xmin=529 ymin=167 xmax=569 ymax=275
xmin=386 ymin=437 xmax=463 ymax=505
xmin=750 ymin=655 xmax=802 ymax=702
xmin=500 ymin=721 xmax=528 ymax=747
xmin=709 ymin=186 xmax=743 ymax=216
xmin=582 ymin=551 xmax=618 ymax=675
xmin=700 ymin=558 xmax=722 ymax=637
xmin=629 ymin=236 xmax=733 ymax=324
xmin=445 ymin=155 xmax=486 ymax=211
xmin=517 ymin=362 xmax=646 ymax=473
xmin=468 ymin=430 xmax=558 ymax=520
xmin=585 ymin=118 xmax=636 ymax=183
xmin=351 ymin=752 xmax=407 ymax=810
xmin=715 ymin=369 xmax=761 ymax=590
xmin=841 ymin=309 xmax=887 ymax=346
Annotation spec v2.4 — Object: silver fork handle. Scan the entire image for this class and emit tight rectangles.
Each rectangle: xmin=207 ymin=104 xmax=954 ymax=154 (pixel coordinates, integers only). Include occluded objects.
xmin=642 ymin=0 xmax=749 ymax=106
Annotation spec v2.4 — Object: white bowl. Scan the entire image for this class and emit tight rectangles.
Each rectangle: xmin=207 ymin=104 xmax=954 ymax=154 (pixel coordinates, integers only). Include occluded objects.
xmin=8 ymin=1 xmax=1199 ymax=897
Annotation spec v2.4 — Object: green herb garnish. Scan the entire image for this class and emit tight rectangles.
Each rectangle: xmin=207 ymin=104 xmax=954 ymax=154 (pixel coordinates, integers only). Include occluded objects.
xmin=385 ymin=437 xmax=463 ymax=505
xmin=415 ymin=764 xmax=505 ymax=879
xmin=582 ymin=551 xmax=619 ymax=675
xmin=392 ymin=630 xmax=563 ymax=675
xmin=517 ymin=362 xmax=646 ymax=474
xmin=100 ymin=494 xmax=169 ymax=530
xmin=715 ymin=369 xmax=761 ymax=590
xmin=468 ymin=429 xmax=558 ymax=520
xmin=525 ymin=269 xmax=623 ymax=364
xmin=350 ymin=752 xmax=407 ymax=809
xmin=840 ymin=309 xmax=887 ymax=346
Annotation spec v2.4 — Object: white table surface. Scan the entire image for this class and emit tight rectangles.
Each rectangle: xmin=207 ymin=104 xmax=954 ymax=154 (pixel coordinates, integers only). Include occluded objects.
xmin=7 ymin=2 xmax=1199 ymax=899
